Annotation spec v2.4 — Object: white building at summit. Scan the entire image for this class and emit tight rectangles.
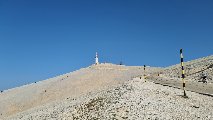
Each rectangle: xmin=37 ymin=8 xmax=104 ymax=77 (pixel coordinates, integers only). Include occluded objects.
xmin=95 ymin=52 xmax=99 ymax=65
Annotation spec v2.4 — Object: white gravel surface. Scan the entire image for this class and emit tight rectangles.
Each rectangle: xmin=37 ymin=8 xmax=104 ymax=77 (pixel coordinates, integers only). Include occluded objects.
xmin=0 ymin=63 xmax=160 ymax=119
xmin=6 ymin=78 xmax=213 ymax=120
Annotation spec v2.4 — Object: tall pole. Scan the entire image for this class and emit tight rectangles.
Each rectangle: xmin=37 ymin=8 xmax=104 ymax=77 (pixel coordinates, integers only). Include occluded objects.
xmin=180 ymin=49 xmax=187 ymax=96
xmin=144 ymin=65 xmax=146 ymax=82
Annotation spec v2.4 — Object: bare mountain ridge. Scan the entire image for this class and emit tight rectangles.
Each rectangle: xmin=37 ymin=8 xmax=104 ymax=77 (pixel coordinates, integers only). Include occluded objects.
xmin=0 ymin=55 xmax=213 ymax=119
xmin=0 ymin=63 xmax=160 ymax=119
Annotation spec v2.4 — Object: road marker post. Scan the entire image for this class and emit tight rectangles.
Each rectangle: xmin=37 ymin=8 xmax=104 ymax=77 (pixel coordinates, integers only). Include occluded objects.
xmin=180 ymin=49 xmax=187 ymax=97
xmin=144 ymin=65 xmax=146 ymax=82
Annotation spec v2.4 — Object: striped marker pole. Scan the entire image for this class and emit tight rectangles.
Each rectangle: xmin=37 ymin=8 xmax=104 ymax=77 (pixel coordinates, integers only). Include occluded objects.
xmin=180 ymin=49 xmax=187 ymax=96
xmin=144 ymin=65 xmax=146 ymax=82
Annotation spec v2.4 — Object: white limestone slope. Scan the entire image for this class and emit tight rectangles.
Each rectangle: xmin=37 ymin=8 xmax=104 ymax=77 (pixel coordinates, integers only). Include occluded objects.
xmin=0 ymin=63 xmax=158 ymax=119
xmin=163 ymin=55 xmax=213 ymax=82
xmin=6 ymin=78 xmax=213 ymax=120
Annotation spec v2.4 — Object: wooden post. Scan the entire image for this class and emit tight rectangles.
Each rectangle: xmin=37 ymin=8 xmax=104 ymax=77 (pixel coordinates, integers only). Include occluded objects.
xmin=144 ymin=65 xmax=146 ymax=82
xmin=180 ymin=49 xmax=187 ymax=97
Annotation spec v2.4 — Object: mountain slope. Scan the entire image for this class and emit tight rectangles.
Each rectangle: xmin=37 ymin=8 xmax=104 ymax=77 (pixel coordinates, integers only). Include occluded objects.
xmin=162 ymin=55 xmax=213 ymax=82
xmin=0 ymin=63 xmax=160 ymax=119
xmin=6 ymin=78 xmax=213 ymax=120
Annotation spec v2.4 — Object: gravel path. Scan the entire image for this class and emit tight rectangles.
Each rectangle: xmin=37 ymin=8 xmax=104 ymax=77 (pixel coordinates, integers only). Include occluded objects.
xmin=7 ymin=78 xmax=213 ymax=120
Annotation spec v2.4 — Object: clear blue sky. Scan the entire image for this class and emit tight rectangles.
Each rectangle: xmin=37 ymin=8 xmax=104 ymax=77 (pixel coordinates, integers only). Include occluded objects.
xmin=0 ymin=0 xmax=213 ymax=90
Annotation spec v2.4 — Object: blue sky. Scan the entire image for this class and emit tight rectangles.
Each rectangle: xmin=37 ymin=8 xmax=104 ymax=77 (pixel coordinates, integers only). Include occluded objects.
xmin=0 ymin=0 xmax=213 ymax=90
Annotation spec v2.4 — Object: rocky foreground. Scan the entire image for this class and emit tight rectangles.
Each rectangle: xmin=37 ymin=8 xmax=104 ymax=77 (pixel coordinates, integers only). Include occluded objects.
xmin=7 ymin=78 xmax=213 ymax=120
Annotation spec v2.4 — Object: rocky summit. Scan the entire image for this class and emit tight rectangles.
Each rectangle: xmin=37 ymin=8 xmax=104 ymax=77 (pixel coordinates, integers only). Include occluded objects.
xmin=0 ymin=56 xmax=213 ymax=120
